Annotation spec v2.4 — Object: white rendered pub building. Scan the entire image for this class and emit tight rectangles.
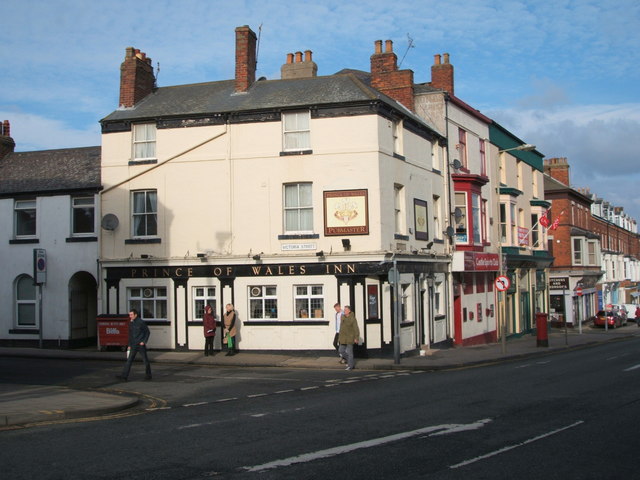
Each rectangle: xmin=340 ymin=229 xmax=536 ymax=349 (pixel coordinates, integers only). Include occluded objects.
xmin=98 ymin=27 xmax=452 ymax=354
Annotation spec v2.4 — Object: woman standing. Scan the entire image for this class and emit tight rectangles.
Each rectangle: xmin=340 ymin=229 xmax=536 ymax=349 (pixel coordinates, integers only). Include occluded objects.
xmin=203 ymin=304 xmax=216 ymax=356
xmin=223 ymin=303 xmax=237 ymax=356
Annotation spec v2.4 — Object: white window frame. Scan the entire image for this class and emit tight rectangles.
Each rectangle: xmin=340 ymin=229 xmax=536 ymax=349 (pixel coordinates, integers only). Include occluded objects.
xmin=284 ymin=183 xmax=313 ymax=234
xmin=282 ymin=111 xmax=310 ymax=151
xmin=249 ymin=285 xmax=278 ymax=320
xmin=193 ymin=286 xmax=217 ymax=321
xmin=128 ymin=287 xmax=167 ymax=321
xmin=131 ymin=189 xmax=158 ymax=238
xmin=394 ymin=184 xmax=405 ymax=235
xmin=433 ymin=195 xmax=441 ymax=238
xmin=587 ymin=240 xmax=598 ymax=266
xmin=392 ymin=119 xmax=403 ymax=155
xmin=133 ymin=123 xmax=157 ymax=161
xmin=71 ymin=196 xmax=95 ymax=236
xmin=455 ymin=191 xmax=468 ymax=244
xmin=471 ymin=193 xmax=481 ymax=245
xmin=294 ymin=285 xmax=325 ymax=320
xmin=15 ymin=275 xmax=37 ymax=328
xmin=14 ymin=199 xmax=36 ymax=238
xmin=573 ymin=238 xmax=584 ymax=266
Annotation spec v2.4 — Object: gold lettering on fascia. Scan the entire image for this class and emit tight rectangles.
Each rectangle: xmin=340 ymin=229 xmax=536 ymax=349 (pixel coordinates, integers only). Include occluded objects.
xmin=325 ymin=264 xmax=356 ymax=274
xmin=126 ymin=264 xmax=356 ymax=278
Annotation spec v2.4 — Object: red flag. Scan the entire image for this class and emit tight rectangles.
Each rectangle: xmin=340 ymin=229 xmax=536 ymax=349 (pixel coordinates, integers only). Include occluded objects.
xmin=549 ymin=209 xmax=565 ymax=230
xmin=539 ymin=211 xmax=550 ymax=228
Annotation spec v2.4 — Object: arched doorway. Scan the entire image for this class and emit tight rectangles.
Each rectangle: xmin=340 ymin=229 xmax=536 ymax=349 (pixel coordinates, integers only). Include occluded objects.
xmin=68 ymin=271 xmax=97 ymax=348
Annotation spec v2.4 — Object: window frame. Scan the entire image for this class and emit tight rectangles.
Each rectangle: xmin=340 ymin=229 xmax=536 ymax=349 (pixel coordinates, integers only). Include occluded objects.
xmin=454 ymin=191 xmax=468 ymax=244
xmin=131 ymin=189 xmax=158 ymax=238
xmin=458 ymin=128 xmax=468 ymax=169
xmin=573 ymin=238 xmax=584 ymax=265
xmin=283 ymin=183 xmax=313 ymax=234
xmin=249 ymin=285 xmax=278 ymax=320
xmin=394 ymin=184 xmax=405 ymax=235
xmin=14 ymin=199 xmax=37 ymax=238
xmin=71 ymin=195 xmax=96 ymax=237
xmin=128 ymin=286 xmax=167 ymax=322
xmin=15 ymin=275 xmax=37 ymax=328
xmin=293 ymin=285 xmax=325 ymax=320
xmin=282 ymin=110 xmax=311 ymax=152
xmin=132 ymin=123 xmax=157 ymax=161
xmin=193 ymin=286 xmax=217 ymax=321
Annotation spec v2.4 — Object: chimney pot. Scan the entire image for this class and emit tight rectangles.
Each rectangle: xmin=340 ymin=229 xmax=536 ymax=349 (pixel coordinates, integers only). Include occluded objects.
xmin=295 ymin=51 xmax=303 ymax=63
xmin=2 ymin=120 xmax=10 ymax=137
xmin=287 ymin=53 xmax=294 ymax=64
xmin=443 ymin=53 xmax=450 ymax=64
xmin=385 ymin=39 xmax=393 ymax=53
xmin=434 ymin=54 xmax=441 ymax=65
xmin=374 ymin=40 xmax=383 ymax=54
xmin=304 ymin=50 xmax=312 ymax=62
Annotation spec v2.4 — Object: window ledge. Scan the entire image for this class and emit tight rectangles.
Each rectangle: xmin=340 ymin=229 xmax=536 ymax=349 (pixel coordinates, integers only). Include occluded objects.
xmin=10 ymin=238 xmax=39 ymax=244
xmin=125 ymin=238 xmax=162 ymax=244
xmin=66 ymin=236 xmax=98 ymax=243
xmin=9 ymin=328 xmax=39 ymax=334
xmin=280 ymin=150 xmax=312 ymax=156
xmin=393 ymin=153 xmax=406 ymax=161
xmin=244 ymin=320 xmax=329 ymax=326
xmin=278 ymin=234 xmax=320 ymax=240
xmin=128 ymin=159 xmax=158 ymax=166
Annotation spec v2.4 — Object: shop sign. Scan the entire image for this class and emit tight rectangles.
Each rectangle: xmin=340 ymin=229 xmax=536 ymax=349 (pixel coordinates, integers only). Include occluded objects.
xmin=464 ymin=252 xmax=499 ymax=271
xmin=549 ymin=277 xmax=569 ymax=290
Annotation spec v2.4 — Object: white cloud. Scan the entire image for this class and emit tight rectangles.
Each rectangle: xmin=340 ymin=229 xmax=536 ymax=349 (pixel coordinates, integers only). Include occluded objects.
xmin=0 ymin=111 xmax=100 ymax=151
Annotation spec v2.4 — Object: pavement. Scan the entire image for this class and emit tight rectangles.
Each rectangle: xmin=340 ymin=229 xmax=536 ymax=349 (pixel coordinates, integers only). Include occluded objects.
xmin=1 ymin=325 xmax=639 ymax=428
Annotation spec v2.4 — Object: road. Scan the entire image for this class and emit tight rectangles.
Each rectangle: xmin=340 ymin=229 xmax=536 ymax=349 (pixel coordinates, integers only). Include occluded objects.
xmin=1 ymin=338 xmax=640 ymax=479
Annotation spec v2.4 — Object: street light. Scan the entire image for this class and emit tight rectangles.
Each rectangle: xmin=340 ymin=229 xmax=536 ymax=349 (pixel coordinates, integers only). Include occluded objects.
xmin=495 ymin=143 xmax=536 ymax=354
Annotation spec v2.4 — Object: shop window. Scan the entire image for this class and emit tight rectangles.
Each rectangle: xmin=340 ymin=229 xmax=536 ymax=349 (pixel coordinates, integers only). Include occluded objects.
xmin=128 ymin=287 xmax=167 ymax=321
xmin=193 ymin=287 xmax=216 ymax=320
xmin=294 ymin=285 xmax=324 ymax=319
xmin=249 ymin=285 xmax=278 ymax=319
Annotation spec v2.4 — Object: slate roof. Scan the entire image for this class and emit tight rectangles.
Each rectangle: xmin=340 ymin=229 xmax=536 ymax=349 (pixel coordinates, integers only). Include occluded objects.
xmin=101 ymin=72 xmax=441 ymax=137
xmin=0 ymin=146 xmax=101 ymax=197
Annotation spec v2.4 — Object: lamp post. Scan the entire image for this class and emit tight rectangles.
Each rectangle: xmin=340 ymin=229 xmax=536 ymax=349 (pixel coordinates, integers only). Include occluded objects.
xmin=495 ymin=143 xmax=536 ymax=354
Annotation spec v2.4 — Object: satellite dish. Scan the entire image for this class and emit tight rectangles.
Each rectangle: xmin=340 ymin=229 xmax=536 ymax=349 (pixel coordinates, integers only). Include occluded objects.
xmin=445 ymin=226 xmax=455 ymax=237
xmin=451 ymin=159 xmax=462 ymax=170
xmin=454 ymin=207 xmax=464 ymax=221
xmin=101 ymin=213 xmax=119 ymax=231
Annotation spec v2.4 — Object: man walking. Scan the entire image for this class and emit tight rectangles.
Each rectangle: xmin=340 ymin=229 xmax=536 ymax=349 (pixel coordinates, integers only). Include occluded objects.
xmin=333 ymin=303 xmax=345 ymax=364
xmin=116 ymin=308 xmax=152 ymax=381
xmin=338 ymin=305 xmax=360 ymax=371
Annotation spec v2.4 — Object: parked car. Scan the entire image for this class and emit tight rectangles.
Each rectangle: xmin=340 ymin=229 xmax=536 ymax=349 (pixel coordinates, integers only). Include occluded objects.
xmin=591 ymin=310 xmax=624 ymax=328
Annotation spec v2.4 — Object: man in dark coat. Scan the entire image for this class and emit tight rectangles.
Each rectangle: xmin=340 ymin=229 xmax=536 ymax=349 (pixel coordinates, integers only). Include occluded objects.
xmin=116 ymin=308 xmax=152 ymax=381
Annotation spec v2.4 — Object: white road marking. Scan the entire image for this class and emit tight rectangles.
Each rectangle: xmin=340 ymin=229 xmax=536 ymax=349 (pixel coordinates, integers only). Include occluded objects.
xmin=449 ymin=420 xmax=584 ymax=469
xmin=183 ymin=402 xmax=208 ymax=407
xmin=275 ymin=389 xmax=295 ymax=394
xmin=624 ymin=364 xmax=640 ymax=371
xmin=215 ymin=397 xmax=238 ymax=402
xmin=243 ymin=419 xmax=492 ymax=473
xmin=301 ymin=386 xmax=319 ymax=391
xmin=247 ymin=393 xmax=268 ymax=398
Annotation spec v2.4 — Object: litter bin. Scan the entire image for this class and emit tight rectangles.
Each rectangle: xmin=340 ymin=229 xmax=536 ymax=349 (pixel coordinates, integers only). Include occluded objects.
xmin=536 ymin=313 xmax=549 ymax=347
xmin=97 ymin=314 xmax=129 ymax=351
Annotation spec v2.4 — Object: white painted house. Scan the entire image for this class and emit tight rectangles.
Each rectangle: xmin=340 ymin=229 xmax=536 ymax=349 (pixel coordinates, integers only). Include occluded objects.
xmin=0 ymin=121 xmax=101 ymax=347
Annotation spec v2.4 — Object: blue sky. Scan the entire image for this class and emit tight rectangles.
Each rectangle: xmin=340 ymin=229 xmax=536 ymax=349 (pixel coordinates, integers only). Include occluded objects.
xmin=2 ymin=0 xmax=640 ymax=221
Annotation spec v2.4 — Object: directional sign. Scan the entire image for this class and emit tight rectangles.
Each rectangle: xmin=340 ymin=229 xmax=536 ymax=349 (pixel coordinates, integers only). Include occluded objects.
xmin=495 ymin=275 xmax=510 ymax=292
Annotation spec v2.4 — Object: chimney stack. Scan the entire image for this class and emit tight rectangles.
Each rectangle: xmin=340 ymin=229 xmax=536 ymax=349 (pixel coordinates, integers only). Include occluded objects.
xmin=0 ymin=120 xmax=16 ymax=160
xmin=281 ymin=49 xmax=318 ymax=79
xmin=370 ymin=39 xmax=415 ymax=111
xmin=119 ymin=47 xmax=155 ymax=108
xmin=544 ymin=157 xmax=571 ymax=186
xmin=430 ymin=52 xmax=454 ymax=95
xmin=235 ymin=25 xmax=257 ymax=93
